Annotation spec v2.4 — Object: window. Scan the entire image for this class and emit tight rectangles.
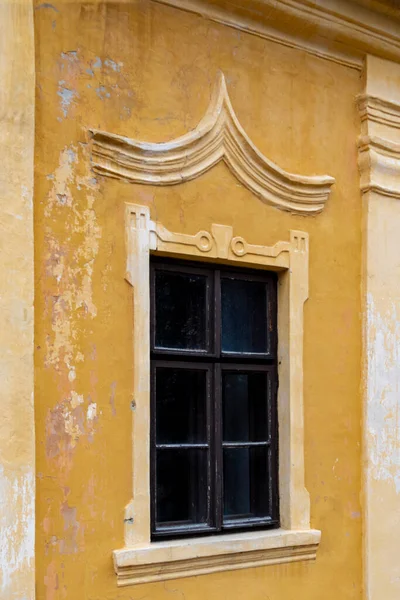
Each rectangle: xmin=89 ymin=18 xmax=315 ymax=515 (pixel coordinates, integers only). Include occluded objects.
xmin=113 ymin=207 xmax=317 ymax=585
xmin=150 ymin=258 xmax=279 ymax=540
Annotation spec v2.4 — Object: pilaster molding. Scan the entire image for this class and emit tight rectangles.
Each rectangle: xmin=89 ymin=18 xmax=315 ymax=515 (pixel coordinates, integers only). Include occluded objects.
xmin=358 ymin=135 xmax=400 ymax=197
xmin=358 ymin=95 xmax=400 ymax=129
xmin=359 ymin=55 xmax=400 ymax=600
xmin=89 ymin=73 xmax=335 ymax=216
xmin=0 ymin=1 xmax=35 ymax=599
xmin=357 ymin=89 xmax=400 ymax=199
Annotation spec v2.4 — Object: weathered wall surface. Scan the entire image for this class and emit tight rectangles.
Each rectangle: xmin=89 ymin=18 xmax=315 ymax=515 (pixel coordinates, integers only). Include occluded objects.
xmin=361 ymin=56 xmax=400 ymax=600
xmin=34 ymin=1 xmax=363 ymax=598
xmin=0 ymin=1 xmax=35 ymax=599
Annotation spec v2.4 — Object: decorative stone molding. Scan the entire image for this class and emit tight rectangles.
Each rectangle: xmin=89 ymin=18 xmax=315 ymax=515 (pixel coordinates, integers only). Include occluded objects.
xmin=89 ymin=73 xmax=335 ymax=216
xmin=358 ymin=134 xmax=400 ymax=197
xmin=153 ymin=0 xmax=400 ymax=70
xmin=117 ymin=202 xmax=318 ymax=585
xmin=114 ymin=529 xmax=321 ymax=586
xmin=357 ymin=92 xmax=400 ymax=198
xmin=358 ymin=95 xmax=400 ymax=129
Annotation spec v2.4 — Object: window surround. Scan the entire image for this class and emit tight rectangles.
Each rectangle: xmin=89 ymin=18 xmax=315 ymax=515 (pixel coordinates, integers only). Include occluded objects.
xmin=113 ymin=202 xmax=320 ymax=586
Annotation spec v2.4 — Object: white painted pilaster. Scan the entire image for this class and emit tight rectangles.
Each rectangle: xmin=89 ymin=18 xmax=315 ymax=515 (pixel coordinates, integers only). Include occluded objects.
xmin=359 ymin=55 xmax=400 ymax=600
xmin=0 ymin=1 xmax=35 ymax=598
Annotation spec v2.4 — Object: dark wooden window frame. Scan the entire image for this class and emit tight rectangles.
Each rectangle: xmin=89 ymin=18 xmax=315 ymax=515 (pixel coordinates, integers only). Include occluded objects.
xmin=150 ymin=257 xmax=279 ymax=540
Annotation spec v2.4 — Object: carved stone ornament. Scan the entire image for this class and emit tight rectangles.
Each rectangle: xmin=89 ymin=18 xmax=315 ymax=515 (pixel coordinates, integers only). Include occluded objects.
xmin=114 ymin=202 xmax=320 ymax=586
xmin=89 ymin=73 xmax=335 ymax=215
xmin=357 ymin=93 xmax=400 ymax=198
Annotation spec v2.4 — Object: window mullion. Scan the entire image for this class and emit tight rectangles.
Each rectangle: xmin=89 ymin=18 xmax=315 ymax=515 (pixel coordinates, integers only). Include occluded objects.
xmin=214 ymin=268 xmax=221 ymax=357
xmin=214 ymin=362 xmax=223 ymax=532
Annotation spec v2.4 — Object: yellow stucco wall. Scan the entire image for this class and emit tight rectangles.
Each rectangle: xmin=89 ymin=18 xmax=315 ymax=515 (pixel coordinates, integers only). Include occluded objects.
xmin=34 ymin=1 xmax=362 ymax=598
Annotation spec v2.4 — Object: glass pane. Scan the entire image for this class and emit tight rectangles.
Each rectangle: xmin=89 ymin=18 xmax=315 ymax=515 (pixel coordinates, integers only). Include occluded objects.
xmin=154 ymin=269 xmax=208 ymax=351
xmin=221 ymin=277 xmax=268 ymax=354
xmin=222 ymin=371 xmax=268 ymax=442
xmin=156 ymin=448 xmax=208 ymax=525
xmin=223 ymin=447 xmax=269 ymax=520
xmin=156 ymin=367 xmax=207 ymax=444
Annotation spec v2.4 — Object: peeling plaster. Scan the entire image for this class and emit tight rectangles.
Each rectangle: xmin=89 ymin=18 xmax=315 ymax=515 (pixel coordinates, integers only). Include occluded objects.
xmin=92 ymin=57 xmax=102 ymax=70
xmin=104 ymin=57 xmax=122 ymax=72
xmin=95 ymin=85 xmax=111 ymax=100
xmin=44 ymin=144 xmax=102 ymax=459
xmin=46 ymin=391 xmax=101 ymax=458
xmin=45 ymin=144 xmax=101 ymax=373
xmin=367 ymin=293 xmax=400 ymax=493
xmin=59 ymin=502 xmax=82 ymax=554
xmin=57 ymin=51 xmax=82 ymax=118
xmin=46 ymin=399 xmax=83 ymax=457
xmin=45 ymin=146 xmax=77 ymax=218
xmin=0 ymin=467 xmax=35 ymax=595
xmin=87 ymin=402 xmax=97 ymax=421
xmin=109 ymin=381 xmax=117 ymax=416
xmin=44 ymin=561 xmax=58 ymax=600
xmin=56 ymin=49 xmax=135 ymax=123
xmin=57 ymin=83 xmax=77 ymax=118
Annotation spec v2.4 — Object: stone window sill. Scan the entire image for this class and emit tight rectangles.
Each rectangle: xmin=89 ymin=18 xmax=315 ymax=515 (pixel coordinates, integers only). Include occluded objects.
xmin=113 ymin=528 xmax=321 ymax=586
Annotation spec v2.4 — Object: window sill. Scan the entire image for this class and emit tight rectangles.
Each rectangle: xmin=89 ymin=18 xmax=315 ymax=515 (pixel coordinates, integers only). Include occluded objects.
xmin=113 ymin=528 xmax=321 ymax=586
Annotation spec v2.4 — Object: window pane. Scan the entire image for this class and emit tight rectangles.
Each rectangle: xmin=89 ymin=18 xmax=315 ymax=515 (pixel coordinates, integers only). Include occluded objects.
xmin=222 ymin=371 xmax=268 ymax=442
xmin=155 ymin=367 xmax=207 ymax=444
xmin=223 ymin=447 xmax=269 ymax=521
xmin=156 ymin=448 xmax=208 ymax=525
xmin=154 ymin=269 xmax=208 ymax=351
xmin=221 ymin=277 xmax=268 ymax=354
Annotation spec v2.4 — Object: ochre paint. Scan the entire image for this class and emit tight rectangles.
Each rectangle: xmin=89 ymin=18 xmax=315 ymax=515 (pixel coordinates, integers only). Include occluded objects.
xmin=34 ymin=1 xmax=362 ymax=598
